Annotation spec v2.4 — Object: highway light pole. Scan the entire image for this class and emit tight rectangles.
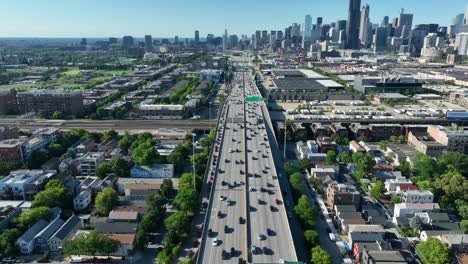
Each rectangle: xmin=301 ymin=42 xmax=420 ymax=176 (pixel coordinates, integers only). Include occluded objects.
xmin=192 ymin=133 xmax=196 ymax=190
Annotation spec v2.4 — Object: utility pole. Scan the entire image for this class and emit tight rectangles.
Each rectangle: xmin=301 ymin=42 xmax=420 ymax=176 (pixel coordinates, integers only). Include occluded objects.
xmin=192 ymin=133 xmax=196 ymax=190
xmin=283 ymin=116 xmax=287 ymax=160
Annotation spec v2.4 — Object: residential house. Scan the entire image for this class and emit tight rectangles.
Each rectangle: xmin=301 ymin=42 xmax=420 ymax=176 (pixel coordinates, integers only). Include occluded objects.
xmin=107 ymin=234 xmax=136 ymax=256
xmin=297 ymin=141 xmax=313 ymax=159
xmin=75 ymin=139 xmax=96 ymax=154
xmin=384 ymin=177 xmax=413 ymax=194
xmin=108 ymin=210 xmax=139 ymax=223
xmin=93 ymin=222 xmax=138 ymax=235
xmin=34 ymin=216 xmax=64 ymax=252
xmin=349 ymin=140 xmax=365 ymax=153
xmin=309 ymin=168 xmax=336 ymax=180
xmin=347 ymin=225 xmax=386 ymax=248
xmin=401 ymin=190 xmax=434 ymax=204
xmin=361 ymin=250 xmax=408 ymax=264
xmin=327 ymin=182 xmax=361 ymax=211
xmin=373 ymin=170 xmax=402 ymax=181
xmin=78 ymin=152 xmax=104 ymax=175
xmin=0 ymin=170 xmax=56 ymax=200
xmin=353 ymin=241 xmax=392 ymax=263
xmin=48 ymin=215 xmax=82 ymax=252
xmin=16 ymin=220 xmax=48 ymax=254
xmin=73 ymin=189 xmax=92 ymax=211
xmin=316 ymin=137 xmax=337 ymax=153
xmin=438 ymin=234 xmax=468 ymax=253
xmin=392 ymin=203 xmax=440 ymax=224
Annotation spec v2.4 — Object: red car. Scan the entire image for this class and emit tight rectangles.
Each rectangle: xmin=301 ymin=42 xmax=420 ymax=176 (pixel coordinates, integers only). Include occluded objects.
xmin=275 ymin=199 xmax=282 ymax=205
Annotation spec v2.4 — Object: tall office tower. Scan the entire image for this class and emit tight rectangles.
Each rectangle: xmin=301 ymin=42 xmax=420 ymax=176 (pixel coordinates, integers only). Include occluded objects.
xmin=262 ymin=30 xmax=268 ymax=44
xmin=109 ymin=37 xmax=118 ymax=44
xmin=383 ymin=16 xmax=389 ymax=27
xmin=451 ymin=14 xmax=464 ymax=36
xmin=337 ymin=20 xmax=347 ymax=31
xmin=206 ymin=34 xmax=214 ymax=45
xmin=174 ymin=36 xmax=179 ymax=44
xmin=80 ymin=38 xmax=87 ymax=46
xmin=194 ymin=30 xmax=200 ymax=46
xmin=276 ymin=31 xmax=284 ymax=41
xmin=455 ymin=32 xmax=468 ymax=55
xmin=415 ymin=24 xmax=439 ymax=34
xmin=122 ymin=36 xmax=134 ymax=51
xmin=270 ymin=30 xmax=277 ymax=45
xmin=291 ymin=23 xmax=302 ymax=44
xmin=423 ymin=33 xmax=438 ymax=49
xmin=303 ymin=15 xmax=313 ymax=40
xmin=373 ymin=27 xmax=389 ymax=52
xmin=252 ymin=34 xmax=258 ymax=50
xmin=396 ymin=10 xmax=414 ymax=38
xmin=285 ymin=27 xmax=291 ymax=40
xmin=320 ymin=24 xmax=331 ymax=40
xmin=346 ymin=0 xmax=361 ymax=49
xmin=255 ymin=30 xmax=262 ymax=46
xmin=144 ymin=35 xmax=153 ymax=52
xmin=408 ymin=28 xmax=427 ymax=56
xmin=317 ymin=17 xmax=323 ymax=28
xmin=229 ymin=35 xmax=239 ymax=49
xmin=310 ymin=28 xmax=321 ymax=44
xmin=359 ymin=4 xmax=370 ymax=47
xmin=223 ymin=29 xmax=228 ymax=51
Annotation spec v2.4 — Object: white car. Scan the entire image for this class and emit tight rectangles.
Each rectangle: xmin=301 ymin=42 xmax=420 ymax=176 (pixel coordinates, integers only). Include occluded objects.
xmin=212 ymin=238 xmax=218 ymax=246
xmin=219 ymin=195 xmax=224 ymax=201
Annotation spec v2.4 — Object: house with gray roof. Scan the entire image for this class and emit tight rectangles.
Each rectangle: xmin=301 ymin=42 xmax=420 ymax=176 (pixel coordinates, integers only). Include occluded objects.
xmin=93 ymin=222 xmax=138 ymax=234
xmin=16 ymin=220 xmax=48 ymax=254
xmin=34 ymin=216 xmax=64 ymax=252
xmin=48 ymin=215 xmax=82 ymax=251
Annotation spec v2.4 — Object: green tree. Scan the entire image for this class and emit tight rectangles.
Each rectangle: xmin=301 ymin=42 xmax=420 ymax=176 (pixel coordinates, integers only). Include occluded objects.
xmin=32 ymin=180 xmax=73 ymax=209
xmin=352 ymin=152 xmax=376 ymax=173
xmin=52 ymin=111 xmax=63 ymax=119
xmin=164 ymin=211 xmax=190 ymax=244
xmin=437 ymin=152 xmax=468 ymax=178
xmin=15 ymin=207 xmax=52 ymax=231
xmin=117 ymin=133 xmax=132 ymax=150
xmin=0 ymin=228 xmax=21 ymax=256
xmin=64 ymin=231 xmax=120 ymax=258
xmin=160 ymin=179 xmax=174 ymax=198
xmin=461 ymin=220 xmax=468 ymax=233
xmin=111 ymin=157 xmax=131 ymax=178
xmin=174 ymin=188 xmax=199 ymax=213
xmin=102 ymin=129 xmax=118 ymax=141
xmin=48 ymin=143 xmax=65 ymax=157
xmin=179 ymin=173 xmax=195 ymax=190
xmin=413 ymin=154 xmax=437 ymax=181
xmin=299 ymin=158 xmax=311 ymax=170
xmin=304 ymin=229 xmax=319 ymax=248
xmin=456 ymin=200 xmax=468 ymax=220
xmin=379 ymin=140 xmax=389 ymax=151
xmin=146 ymin=194 xmax=167 ymax=212
xmin=95 ymin=188 xmax=118 ymax=216
xmin=96 ymin=162 xmax=113 ymax=179
xmin=132 ymin=139 xmax=160 ymax=166
xmin=416 ymin=238 xmax=451 ymax=264
xmin=397 ymin=160 xmax=411 ymax=177
xmin=311 ymin=246 xmax=333 ymax=264
xmin=294 ymin=195 xmax=318 ymax=229
xmin=391 ymin=195 xmax=401 ymax=204
xmin=289 ymin=172 xmax=305 ymax=193
xmin=433 ymin=170 xmax=468 ymax=207
xmin=338 ymin=152 xmax=352 ymax=163
xmin=370 ymin=181 xmax=385 ymax=200
xmin=325 ymin=150 xmax=337 ymax=165
xmin=284 ymin=162 xmax=298 ymax=176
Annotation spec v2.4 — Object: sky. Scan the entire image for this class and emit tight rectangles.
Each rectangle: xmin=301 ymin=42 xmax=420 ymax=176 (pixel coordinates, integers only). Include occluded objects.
xmin=0 ymin=0 xmax=467 ymax=38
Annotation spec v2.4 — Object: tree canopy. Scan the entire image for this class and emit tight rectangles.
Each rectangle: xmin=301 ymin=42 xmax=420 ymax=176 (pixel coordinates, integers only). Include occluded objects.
xmin=294 ymin=195 xmax=318 ymax=229
xmin=64 ymin=231 xmax=120 ymax=257
xmin=311 ymin=246 xmax=333 ymax=264
xmin=416 ymin=238 xmax=451 ymax=264
xmin=95 ymin=188 xmax=118 ymax=216
xmin=32 ymin=180 xmax=73 ymax=210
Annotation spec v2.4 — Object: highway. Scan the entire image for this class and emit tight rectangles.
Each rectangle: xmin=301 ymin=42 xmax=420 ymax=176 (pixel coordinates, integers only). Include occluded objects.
xmin=244 ymin=74 xmax=297 ymax=263
xmin=198 ymin=67 xmax=297 ymax=263
xmin=199 ymin=72 xmax=248 ymax=263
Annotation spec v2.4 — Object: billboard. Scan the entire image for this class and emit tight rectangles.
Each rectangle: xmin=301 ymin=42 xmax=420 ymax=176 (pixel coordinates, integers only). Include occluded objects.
xmin=446 ymin=111 xmax=468 ymax=120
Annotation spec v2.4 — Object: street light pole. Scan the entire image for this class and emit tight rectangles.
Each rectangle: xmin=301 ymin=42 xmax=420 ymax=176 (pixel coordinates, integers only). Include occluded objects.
xmin=192 ymin=133 xmax=196 ymax=190
xmin=283 ymin=116 xmax=287 ymax=160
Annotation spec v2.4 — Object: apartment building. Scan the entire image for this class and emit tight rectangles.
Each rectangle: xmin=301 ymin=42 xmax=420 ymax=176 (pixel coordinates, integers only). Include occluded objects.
xmin=78 ymin=152 xmax=104 ymax=175
xmin=327 ymin=182 xmax=361 ymax=211
xmin=17 ymin=89 xmax=84 ymax=117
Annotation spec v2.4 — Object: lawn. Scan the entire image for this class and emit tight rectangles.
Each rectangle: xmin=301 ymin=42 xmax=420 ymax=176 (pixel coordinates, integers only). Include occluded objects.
xmin=63 ymin=69 xmax=82 ymax=75
xmin=0 ymin=83 xmax=39 ymax=91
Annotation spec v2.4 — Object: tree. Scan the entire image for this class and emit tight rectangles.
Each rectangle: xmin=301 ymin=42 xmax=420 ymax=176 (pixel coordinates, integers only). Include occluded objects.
xmin=164 ymin=211 xmax=190 ymax=244
xmin=117 ymin=133 xmax=132 ymax=150
xmin=96 ymin=162 xmax=113 ymax=179
xmin=461 ymin=220 xmax=468 ymax=234
xmin=179 ymin=173 xmax=195 ymax=190
xmin=416 ymin=238 xmax=451 ymax=264
xmin=456 ymin=200 xmax=468 ymax=220
xmin=48 ymin=143 xmax=65 ymax=157
xmin=409 ymin=215 xmax=423 ymax=233
xmin=304 ymin=229 xmax=319 ymax=248
xmin=52 ymin=111 xmax=63 ymax=119
xmin=397 ymin=160 xmax=411 ymax=177
xmin=352 ymin=152 xmax=376 ymax=173
xmin=311 ymin=246 xmax=333 ymax=264
xmin=160 ymin=179 xmax=174 ymax=198
xmin=132 ymin=139 xmax=160 ymax=166
xmin=413 ymin=154 xmax=437 ymax=181
xmin=102 ymin=129 xmax=118 ymax=141
xmin=174 ymin=188 xmax=199 ymax=213
xmin=370 ymin=181 xmax=385 ymax=200
xmin=325 ymin=150 xmax=337 ymax=165
xmin=32 ymin=180 xmax=73 ymax=210
xmin=298 ymin=158 xmax=311 ymax=170
xmin=111 ymin=157 xmax=131 ymax=178
xmin=379 ymin=140 xmax=389 ymax=151
xmin=0 ymin=228 xmax=21 ymax=256
xmin=294 ymin=195 xmax=318 ymax=229
xmin=64 ymin=231 xmax=120 ymax=258
xmin=433 ymin=170 xmax=468 ymax=207
xmin=146 ymin=194 xmax=167 ymax=212
xmin=95 ymin=188 xmax=118 ymax=216
xmin=437 ymin=152 xmax=468 ymax=178
xmin=15 ymin=207 xmax=52 ymax=231
xmin=284 ymin=162 xmax=298 ymax=176
xmin=338 ymin=152 xmax=352 ymax=163
xmin=391 ymin=195 xmax=401 ymax=204
xmin=289 ymin=172 xmax=305 ymax=193
xmin=389 ymin=136 xmax=398 ymax=143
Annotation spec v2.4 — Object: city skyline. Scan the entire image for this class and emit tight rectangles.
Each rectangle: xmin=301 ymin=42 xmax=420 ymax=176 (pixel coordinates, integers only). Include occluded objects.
xmin=0 ymin=0 xmax=467 ymax=38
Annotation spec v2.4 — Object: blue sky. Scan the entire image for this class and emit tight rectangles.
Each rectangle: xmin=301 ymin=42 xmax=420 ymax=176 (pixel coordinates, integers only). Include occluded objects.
xmin=0 ymin=0 xmax=466 ymax=38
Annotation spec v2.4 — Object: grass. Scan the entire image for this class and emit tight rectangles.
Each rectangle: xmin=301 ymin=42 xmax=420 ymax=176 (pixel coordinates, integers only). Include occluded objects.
xmin=94 ymin=70 xmax=131 ymax=76
xmin=0 ymin=83 xmax=38 ymax=91
xmin=63 ymin=69 xmax=82 ymax=75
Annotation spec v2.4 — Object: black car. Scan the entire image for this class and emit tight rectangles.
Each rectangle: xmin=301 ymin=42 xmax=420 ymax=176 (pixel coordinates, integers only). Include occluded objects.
xmin=231 ymin=247 xmax=235 ymax=255
xmin=224 ymin=225 xmax=228 ymax=233
xmin=217 ymin=211 xmax=222 ymax=218
xmin=221 ymin=250 xmax=228 ymax=260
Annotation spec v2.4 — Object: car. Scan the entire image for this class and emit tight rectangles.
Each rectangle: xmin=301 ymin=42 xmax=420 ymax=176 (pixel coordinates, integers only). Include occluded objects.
xmin=219 ymin=195 xmax=224 ymax=201
xmin=224 ymin=225 xmax=228 ymax=233
xmin=250 ymin=245 xmax=256 ymax=254
xmin=228 ymin=148 xmax=233 ymax=153
xmin=231 ymin=247 xmax=235 ymax=255
xmin=208 ymin=228 xmax=213 ymax=236
xmin=212 ymin=238 xmax=218 ymax=246
xmin=239 ymin=217 xmax=244 ymax=224
xmin=221 ymin=249 xmax=228 ymax=260
xmin=240 ymin=170 xmax=244 ymax=175
xmin=217 ymin=211 xmax=222 ymax=218
xmin=257 ymin=234 xmax=266 ymax=240
xmin=287 ymin=211 xmax=292 ymax=218
xmin=226 ymin=199 xmax=231 ymax=206
xmin=249 ymin=187 xmax=255 ymax=192
xmin=221 ymin=180 xmax=226 ymax=186
xmin=266 ymin=228 xmax=274 ymax=236
xmin=329 ymin=233 xmax=338 ymax=241
xmin=270 ymin=205 xmax=275 ymax=211
xmin=192 ymin=240 xmax=199 ymax=247
xmin=275 ymin=199 xmax=281 ymax=205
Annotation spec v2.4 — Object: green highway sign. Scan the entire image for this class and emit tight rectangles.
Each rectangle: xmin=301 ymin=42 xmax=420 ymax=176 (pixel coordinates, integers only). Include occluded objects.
xmin=245 ymin=96 xmax=264 ymax=102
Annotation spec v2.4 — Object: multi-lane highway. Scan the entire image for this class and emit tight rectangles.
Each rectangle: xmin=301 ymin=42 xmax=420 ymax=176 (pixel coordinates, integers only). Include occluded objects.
xmin=198 ymin=67 xmax=297 ymax=263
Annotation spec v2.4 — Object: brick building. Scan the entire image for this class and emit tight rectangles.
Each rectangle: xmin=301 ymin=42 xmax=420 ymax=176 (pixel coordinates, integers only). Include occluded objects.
xmin=0 ymin=89 xmax=18 ymax=114
xmin=17 ymin=89 xmax=84 ymax=117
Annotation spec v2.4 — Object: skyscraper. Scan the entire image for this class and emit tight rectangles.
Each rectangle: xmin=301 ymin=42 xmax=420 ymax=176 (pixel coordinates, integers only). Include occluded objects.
xmin=194 ymin=30 xmax=200 ymax=46
xmin=359 ymin=4 xmax=370 ymax=47
xmin=122 ymin=36 xmax=134 ymax=51
xmin=396 ymin=10 xmax=414 ymax=38
xmin=174 ymin=36 xmax=179 ymax=44
xmin=144 ymin=35 xmax=153 ymax=52
xmin=223 ymin=29 xmax=228 ymax=51
xmin=337 ymin=20 xmax=347 ymax=31
xmin=451 ymin=14 xmax=464 ymax=36
xmin=346 ymin=0 xmax=362 ymax=49
xmin=316 ymin=17 xmax=323 ymax=28
xmin=303 ymin=15 xmax=312 ymax=40
xmin=373 ymin=27 xmax=389 ymax=52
